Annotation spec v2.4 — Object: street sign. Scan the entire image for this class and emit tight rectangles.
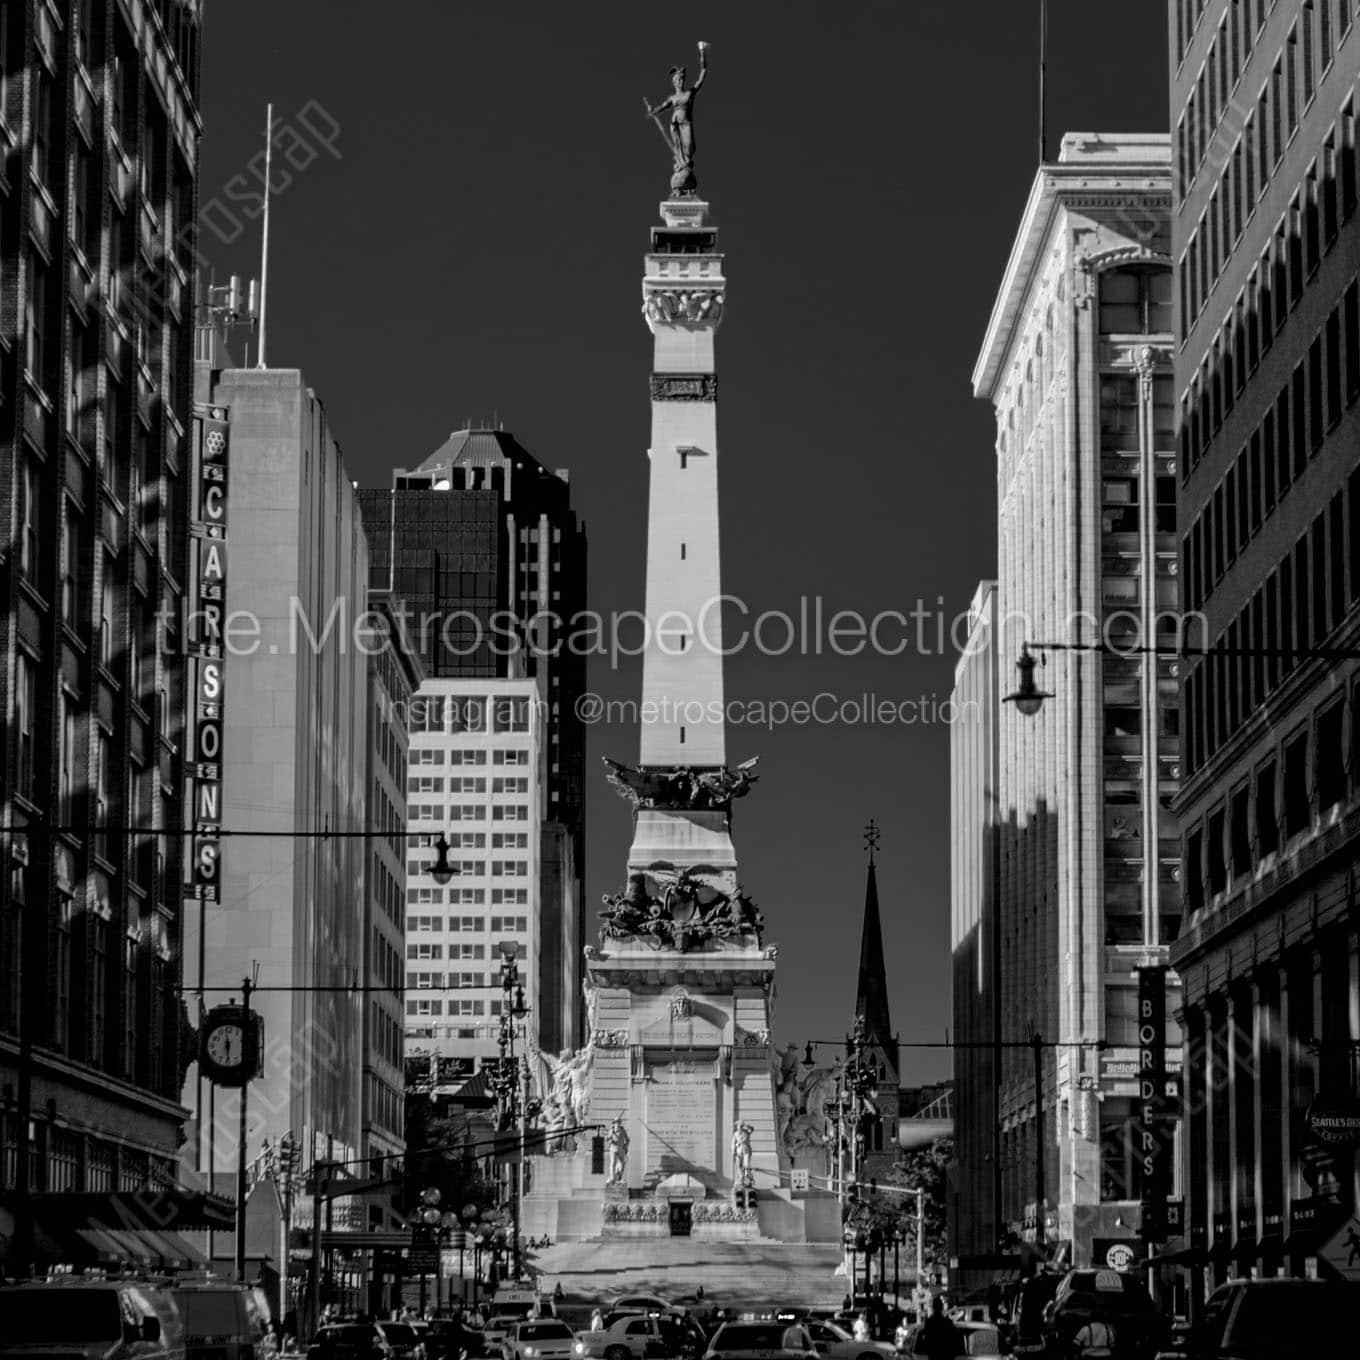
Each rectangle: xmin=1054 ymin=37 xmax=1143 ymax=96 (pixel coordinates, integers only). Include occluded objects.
xmin=1318 ymin=1213 xmax=1360 ymax=1281
xmin=409 ymin=1246 xmax=439 ymax=1274
xmin=790 ymin=1169 xmax=810 ymax=1192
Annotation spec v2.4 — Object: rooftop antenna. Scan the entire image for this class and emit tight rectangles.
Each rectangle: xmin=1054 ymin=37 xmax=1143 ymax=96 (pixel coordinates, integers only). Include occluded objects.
xmin=863 ymin=818 xmax=880 ymax=867
xmin=257 ymin=103 xmax=273 ymax=368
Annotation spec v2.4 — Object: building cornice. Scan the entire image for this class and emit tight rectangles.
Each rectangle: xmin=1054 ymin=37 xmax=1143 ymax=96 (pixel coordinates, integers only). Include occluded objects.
xmin=972 ymin=148 xmax=1172 ymax=402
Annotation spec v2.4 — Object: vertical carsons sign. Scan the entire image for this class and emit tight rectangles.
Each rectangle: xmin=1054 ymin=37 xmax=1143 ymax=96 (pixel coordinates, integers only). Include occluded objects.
xmin=187 ymin=406 xmax=229 ymax=901
xmin=1138 ymin=964 xmax=1170 ymax=1243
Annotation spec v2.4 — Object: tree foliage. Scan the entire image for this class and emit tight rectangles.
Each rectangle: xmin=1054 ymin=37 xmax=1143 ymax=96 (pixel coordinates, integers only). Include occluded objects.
xmin=858 ymin=1137 xmax=953 ymax=1267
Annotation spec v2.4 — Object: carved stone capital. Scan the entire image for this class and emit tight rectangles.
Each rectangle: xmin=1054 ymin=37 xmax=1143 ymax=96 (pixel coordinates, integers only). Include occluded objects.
xmin=643 ymin=288 xmax=725 ymax=327
xmin=594 ymin=1028 xmax=630 ymax=1048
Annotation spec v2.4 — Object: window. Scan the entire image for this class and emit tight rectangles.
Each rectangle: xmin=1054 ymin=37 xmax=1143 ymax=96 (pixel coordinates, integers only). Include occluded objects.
xmin=1283 ymin=730 xmax=1311 ymax=836
xmin=25 ymin=262 xmax=46 ymax=382
xmin=58 ymin=690 xmax=77 ymax=822
xmin=30 ymin=70 xmax=50 ymax=185
xmin=53 ymin=889 xmax=73 ymax=1051
xmin=90 ymin=911 xmax=108 ymax=1065
xmin=1230 ymin=783 xmax=1251 ymax=876
xmin=1101 ymin=378 xmax=1140 ymax=454
xmin=17 ymin=457 xmax=38 ymax=582
xmin=1287 ymin=27 xmax=1299 ymax=134
xmin=1207 ymin=806 xmax=1227 ymax=894
xmin=1317 ymin=700 xmax=1346 ymax=808
xmin=1303 ymin=5 xmax=1316 ymax=103
xmin=14 ymin=654 xmax=36 ymax=802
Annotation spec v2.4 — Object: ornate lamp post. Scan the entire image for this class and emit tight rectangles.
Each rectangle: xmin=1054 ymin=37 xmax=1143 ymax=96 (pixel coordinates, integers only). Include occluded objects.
xmin=493 ymin=941 xmax=530 ymax=1282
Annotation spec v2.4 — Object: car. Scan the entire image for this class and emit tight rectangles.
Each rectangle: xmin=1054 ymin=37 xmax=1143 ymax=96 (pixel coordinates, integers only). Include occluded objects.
xmin=307 ymin=1322 xmax=397 ymax=1360
xmin=502 ymin=1319 xmax=578 ymax=1360
xmin=376 ymin=1321 xmax=427 ymax=1360
xmin=614 ymin=1296 xmax=672 ymax=1315
xmin=804 ymin=1317 xmax=897 ymax=1360
xmin=952 ymin=1323 xmax=1003 ymax=1359
xmin=1180 ymin=1277 xmax=1357 ymax=1358
xmin=0 ymin=1280 xmax=169 ymax=1359
xmin=1041 ymin=1270 xmax=1167 ymax=1360
xmin=485 ymin=1316 xmax=531 ymax=1352
xmin=576 ymin=1313 xmax=672 ymax=1360
xmin=702 ymin=1322 xmax=818 ymax=1360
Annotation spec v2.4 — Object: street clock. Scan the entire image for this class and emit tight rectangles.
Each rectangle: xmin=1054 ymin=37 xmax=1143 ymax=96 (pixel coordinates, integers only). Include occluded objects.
xmin=198 ymin=1005 xmax=263 ymax=1087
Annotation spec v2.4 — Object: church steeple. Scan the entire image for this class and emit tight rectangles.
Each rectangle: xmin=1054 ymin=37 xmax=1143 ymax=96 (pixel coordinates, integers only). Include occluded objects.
xmin=855 ymin=820 xmax=897 ymax=1079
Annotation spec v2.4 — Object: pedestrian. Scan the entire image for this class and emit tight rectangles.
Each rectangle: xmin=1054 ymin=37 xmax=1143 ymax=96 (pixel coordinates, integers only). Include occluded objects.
xmin=591 ymin=1308 xmax=605 ymax=1332
xmin=696 ymin=1284 xmax=704 ymax=1302
xmin=852 ymin=1314 xmax=870 ymax=1342
xmin=916 ymin=1299 xmax=962 ymax=1360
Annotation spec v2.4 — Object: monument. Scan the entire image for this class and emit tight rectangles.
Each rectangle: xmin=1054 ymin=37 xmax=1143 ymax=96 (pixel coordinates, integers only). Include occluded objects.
xmin=519 ymin=48 xmax=837 ymax=1244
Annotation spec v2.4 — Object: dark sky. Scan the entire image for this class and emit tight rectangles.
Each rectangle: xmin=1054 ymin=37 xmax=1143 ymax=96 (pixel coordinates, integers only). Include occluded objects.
xmin=199 ymin=2 xmax=1168 ymax=1084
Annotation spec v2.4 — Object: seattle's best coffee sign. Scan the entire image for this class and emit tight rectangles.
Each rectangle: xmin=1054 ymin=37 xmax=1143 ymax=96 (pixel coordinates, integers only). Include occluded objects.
xmin=188 ymin=410 xmax=229 ymax=900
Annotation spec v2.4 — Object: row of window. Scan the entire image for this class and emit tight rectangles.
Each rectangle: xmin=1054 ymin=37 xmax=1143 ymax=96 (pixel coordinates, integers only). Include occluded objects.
xmin=1176 ymin=0 xmax=1273 ymax=77
xmin=408 ymin=942 xmax=494 ymax=960
xmin=407 ymin=999 xmax=487 ymax=1018
xmin=407 ymin=971 xmax=490 ymax=989
xmin=1184 ymin=465 xmax=1360 ymax=772
xmin=1179 ymin=1 xmax=1352 ymax=223
xmin=1183 ymin=276 xmax=1360 ymax=617
xmin=1181 ymin=95 xmax=1358 ymax=465
xmin=1185 ymin=678 xmax=1360 ymax=907
xmin=405 ymin=891 xmax=530 ymax=912
xmin=408 ymin=695 xmax=533 ymax=734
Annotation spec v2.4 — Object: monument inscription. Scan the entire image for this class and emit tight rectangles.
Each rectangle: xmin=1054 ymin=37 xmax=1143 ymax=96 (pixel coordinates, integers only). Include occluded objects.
xmin=646 ymin=1061 xmax=715 ymax=1170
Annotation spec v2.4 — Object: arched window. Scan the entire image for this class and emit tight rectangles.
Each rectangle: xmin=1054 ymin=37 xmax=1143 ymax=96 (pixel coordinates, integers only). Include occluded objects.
xmin=1098 ymin=265 xmax=1173 ymax=335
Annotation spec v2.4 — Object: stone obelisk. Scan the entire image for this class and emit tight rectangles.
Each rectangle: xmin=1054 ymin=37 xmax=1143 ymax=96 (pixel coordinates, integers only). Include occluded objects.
xmin=582 ymin=46 xmax=781 ymax=1237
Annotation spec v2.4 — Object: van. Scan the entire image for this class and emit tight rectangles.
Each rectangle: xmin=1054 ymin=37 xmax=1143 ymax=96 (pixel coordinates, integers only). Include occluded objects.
xmin=0 ymin=1279 xmax=178 ymax=1359
xmin=170 ymin=1281 xmax=274 ymax=1360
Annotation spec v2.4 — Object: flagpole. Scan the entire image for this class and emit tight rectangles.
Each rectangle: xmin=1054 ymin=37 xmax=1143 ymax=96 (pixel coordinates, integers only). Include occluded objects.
xmin=257 ymin=103 xmax=273 ymax=369
xmin=1038 ymin=0 xmax=1048 ymax=164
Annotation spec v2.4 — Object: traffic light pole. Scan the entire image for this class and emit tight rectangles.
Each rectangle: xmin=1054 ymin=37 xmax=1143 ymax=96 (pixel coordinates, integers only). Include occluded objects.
xmin=308 ymin=1159 xmax=326 ymax=1337
xmin=235 ymin=977 xmax=253 ymax=1283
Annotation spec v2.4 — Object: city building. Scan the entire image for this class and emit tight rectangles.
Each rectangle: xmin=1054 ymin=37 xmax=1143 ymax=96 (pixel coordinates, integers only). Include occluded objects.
xmin=180 ymin=364 xmax=372 ymax=1242
xmin=1169 ymin=0 xmax=1360 ymax=1283
xmin=971 ymin=133 xmax=1181 ymax=1270
xmin=854 ymin=844 xmax=901 ymax=1182
xmin=0 ymin=0 xmax=203 ymax=1251
xmin=949 ymin=581 xmax=1002 ymax=1282
xmin=402 ymin=675 xmax=547 ymax=1080
xmin=357 ymin=429 xmax=586 ymax=1054
xmin=360 ymin=592 xmax=424 ymax=1215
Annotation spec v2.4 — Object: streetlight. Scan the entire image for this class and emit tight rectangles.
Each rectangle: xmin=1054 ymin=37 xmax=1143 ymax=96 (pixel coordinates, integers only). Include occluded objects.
xmin=1002 ymin=645 xmax=1053 ymax=716
xmin=430 ymin=834 xmax=457 ymax=885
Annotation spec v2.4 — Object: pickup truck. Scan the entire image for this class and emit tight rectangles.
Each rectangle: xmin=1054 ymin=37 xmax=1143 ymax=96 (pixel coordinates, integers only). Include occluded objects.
xmin=574 ymin=1315 xmax=676 ymax=1360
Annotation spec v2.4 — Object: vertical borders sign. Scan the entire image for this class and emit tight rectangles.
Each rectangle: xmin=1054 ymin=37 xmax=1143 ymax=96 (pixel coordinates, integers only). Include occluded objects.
xmin=187 ymin=406 xmax=230 ymax=902
xmin=1138 ymin=964 xmax=1169 ymax=1243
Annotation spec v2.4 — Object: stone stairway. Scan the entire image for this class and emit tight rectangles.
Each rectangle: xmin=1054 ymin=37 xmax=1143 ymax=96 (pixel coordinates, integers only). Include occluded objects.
xmin=528 ymin=1239 xmax=846 ymax=1310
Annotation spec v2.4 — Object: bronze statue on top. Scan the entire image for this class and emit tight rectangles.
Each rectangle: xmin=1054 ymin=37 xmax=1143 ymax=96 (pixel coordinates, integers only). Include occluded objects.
xmin=644 ymin=41 xmax=710 ymax=196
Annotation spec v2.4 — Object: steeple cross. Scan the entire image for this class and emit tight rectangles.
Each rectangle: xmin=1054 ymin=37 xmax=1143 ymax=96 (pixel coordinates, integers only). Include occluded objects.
xmin=863 ymin=818 xmax=880 ymax=865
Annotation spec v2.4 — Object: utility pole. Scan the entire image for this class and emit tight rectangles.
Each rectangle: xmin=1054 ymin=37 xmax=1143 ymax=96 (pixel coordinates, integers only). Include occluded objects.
xmin=309 ymin=1157 xmax=326 ymax=1336
xmin=235 ymin=975 xmax=254 ymax=1282
xmin=1031 ymin=1033 xmax=1045 ymax=1252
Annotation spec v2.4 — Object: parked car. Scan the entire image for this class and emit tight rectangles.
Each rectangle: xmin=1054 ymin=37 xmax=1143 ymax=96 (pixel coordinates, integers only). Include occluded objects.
xmin=804 ymin=1318 xmax=896 ymax=1360
xmin=701 ymin=1322 xmax=818 ymax=1360
xmin=502 ymin=1320 xmax=578 ymax=1360
xmin=1042 ymin=1270 xmax=1167 ymax=1360
xmin=1176 ymin=1277 xmax=1357 ymax=1358
xmin=485 ymin=1317 xmax=531 ymax=1354
xmin=0 ymin=1280 xmax=170 ymax=1360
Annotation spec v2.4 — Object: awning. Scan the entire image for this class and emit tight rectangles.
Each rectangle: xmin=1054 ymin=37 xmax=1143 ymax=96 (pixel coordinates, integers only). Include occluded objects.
xmin=1147 ymin=1244 xmax=1205 ymax=1267
xmin=28 ymin=1189 xmax=235 ymax=1233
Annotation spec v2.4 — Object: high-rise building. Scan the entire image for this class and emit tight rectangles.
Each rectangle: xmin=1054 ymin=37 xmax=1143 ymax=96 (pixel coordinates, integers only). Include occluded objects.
xmin=357 ymin=430 xmax=587 ymax=1051
xmin=181 ymin=366 xmax=374 ymax=1233
xmin=361 ymin=593 xmax=424 ymax=1214
xmin=0 ymin=0 xmax=202 ymax=1236
xmin=949 ymin=581 xmax=1002 ymax=1283
xmin=971 ymin=133 xmax=1181 ymax=1270
xmin=1169 ymin=0 xmax=1360 ymax=1282
xmin=402 ymin=676 xmax=550 ymax=1074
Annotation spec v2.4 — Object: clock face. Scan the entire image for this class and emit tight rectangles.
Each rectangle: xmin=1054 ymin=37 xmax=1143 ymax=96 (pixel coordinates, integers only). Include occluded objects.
xmin=205 ymin=1022 xmax=246 ymax=1069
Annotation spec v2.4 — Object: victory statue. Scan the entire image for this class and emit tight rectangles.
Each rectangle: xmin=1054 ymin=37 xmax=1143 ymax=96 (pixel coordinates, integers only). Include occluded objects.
xmin=644 ymin=42 xmax=709 ymax=196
